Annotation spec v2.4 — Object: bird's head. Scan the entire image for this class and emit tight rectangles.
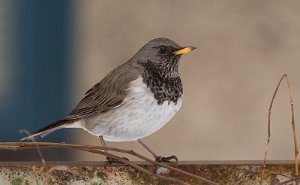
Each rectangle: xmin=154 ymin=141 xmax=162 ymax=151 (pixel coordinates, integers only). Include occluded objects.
xmin=134 ymin=38 xmax=196 ymax=77
xmin=136 ymin=38 xmax=196 ymax=64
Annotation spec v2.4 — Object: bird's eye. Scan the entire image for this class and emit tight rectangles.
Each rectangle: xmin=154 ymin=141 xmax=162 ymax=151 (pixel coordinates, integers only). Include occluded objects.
xmin=159 ymin=46 xmax=168 ymax=54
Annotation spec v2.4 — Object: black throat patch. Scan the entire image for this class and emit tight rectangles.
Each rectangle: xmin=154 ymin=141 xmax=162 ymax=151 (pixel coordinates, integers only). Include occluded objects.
xmin=139 ymin=59 xmax=183 ymax=105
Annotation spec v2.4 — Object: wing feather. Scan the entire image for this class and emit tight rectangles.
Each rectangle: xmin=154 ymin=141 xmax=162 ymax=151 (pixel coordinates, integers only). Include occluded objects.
xmin=66 ymin=63 xmax=141 ymax=120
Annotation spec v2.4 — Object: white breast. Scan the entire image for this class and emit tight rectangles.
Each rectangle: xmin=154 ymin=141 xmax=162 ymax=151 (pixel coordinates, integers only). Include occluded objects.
xmin=82 ymin=77 xmax=183 ymax=142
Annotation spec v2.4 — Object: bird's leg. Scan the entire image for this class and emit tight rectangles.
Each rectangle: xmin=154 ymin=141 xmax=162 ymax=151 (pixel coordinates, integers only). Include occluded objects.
xmin=99 ymin=136 xmax=113 ymax=162
xmin=99 ymin=136 xmax=128 ymax=163
xmin=137 ymin=139 xmax=178 ymax=163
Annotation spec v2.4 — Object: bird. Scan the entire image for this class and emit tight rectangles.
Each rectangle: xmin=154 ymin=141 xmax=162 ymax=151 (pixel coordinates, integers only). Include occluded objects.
xmin=21 ymin=38 xmax=196 ymax=163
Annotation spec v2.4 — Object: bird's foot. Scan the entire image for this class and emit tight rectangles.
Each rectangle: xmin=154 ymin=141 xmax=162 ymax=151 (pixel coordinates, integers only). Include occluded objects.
xmin=155 ymin=155 xmax=178 ymax=164
xmin=106 ymin=156 xmax=129 ymax=164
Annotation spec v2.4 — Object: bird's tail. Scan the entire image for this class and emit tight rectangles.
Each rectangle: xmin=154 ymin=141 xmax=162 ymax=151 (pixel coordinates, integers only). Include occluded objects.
xmin=20 ymin=119 xmax=71 ymax=141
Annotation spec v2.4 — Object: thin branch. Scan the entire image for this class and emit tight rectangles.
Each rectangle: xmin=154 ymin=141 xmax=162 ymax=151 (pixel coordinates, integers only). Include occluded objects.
xmin=108 ymin=146 xmax=216 ymax=185
xmin=19 ymin=130 xmax=45 ymax=185
xmin=19 ymin=130 xmax=46 ymax=166
xmin=284 ymin=75 xmax=299 ymax=176
xmin=0 ymin=141 xmax=218 ymax=185
xmin=261 ymin=74 xmax=299 ymax=181
xmin=261 ymin=74 xmax=285 ymax=181
xmin=80 ymin=147 xmax=190 ymax=185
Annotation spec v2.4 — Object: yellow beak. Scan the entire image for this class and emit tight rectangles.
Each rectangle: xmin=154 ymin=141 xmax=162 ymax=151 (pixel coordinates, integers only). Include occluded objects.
xmin=173 ymin=46 xmax=196 ymax=55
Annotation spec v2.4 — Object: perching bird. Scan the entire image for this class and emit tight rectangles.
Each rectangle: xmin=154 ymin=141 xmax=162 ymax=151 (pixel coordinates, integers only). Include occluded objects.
xmin=22 ymin=38 xmax=196 ymax=162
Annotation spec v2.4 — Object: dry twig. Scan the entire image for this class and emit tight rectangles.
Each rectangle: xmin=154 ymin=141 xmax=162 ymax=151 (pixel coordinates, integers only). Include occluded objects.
xmin=19 ymin=130 xmax=45 ymax=185
xmin=262 ymin=74 xmax=299 ymax=182
xmin=0 ymin=141 xmax=218 ymax=185
xmin=19 ymin=130 xmax=46 ymax=167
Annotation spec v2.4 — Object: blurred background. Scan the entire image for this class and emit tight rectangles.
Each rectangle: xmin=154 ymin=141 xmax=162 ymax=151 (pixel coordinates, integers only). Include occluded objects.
xmin=1 ymin=0 xmax=300 ymax=161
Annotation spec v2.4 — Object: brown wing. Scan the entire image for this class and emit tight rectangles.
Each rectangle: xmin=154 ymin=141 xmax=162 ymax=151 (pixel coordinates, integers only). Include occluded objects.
xmin=66 ymin=62 xmax=142 ymax=120
xmin=66 ymin=91 xmax=124 ymax=119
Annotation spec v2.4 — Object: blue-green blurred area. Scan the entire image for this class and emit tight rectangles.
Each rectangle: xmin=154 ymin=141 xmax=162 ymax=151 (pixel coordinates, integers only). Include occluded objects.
xmin=0 ymin=0 xmax=73 ymax=160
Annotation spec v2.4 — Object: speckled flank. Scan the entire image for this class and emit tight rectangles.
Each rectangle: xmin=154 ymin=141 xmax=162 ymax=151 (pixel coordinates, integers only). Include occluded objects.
xmin=0 ymin=162 xmax=298 ymax=185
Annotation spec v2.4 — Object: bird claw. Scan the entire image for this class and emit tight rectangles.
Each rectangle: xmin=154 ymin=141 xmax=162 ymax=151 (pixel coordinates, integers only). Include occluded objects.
xmin=155 ymin=155 xmax=178 ymax=164
xmin=106 ymin=156 xmax=129 ymax=164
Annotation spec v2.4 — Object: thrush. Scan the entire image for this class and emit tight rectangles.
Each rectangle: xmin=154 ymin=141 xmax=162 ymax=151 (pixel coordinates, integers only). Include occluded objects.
xmin=22 ymin=38 xmax=196 ymax=162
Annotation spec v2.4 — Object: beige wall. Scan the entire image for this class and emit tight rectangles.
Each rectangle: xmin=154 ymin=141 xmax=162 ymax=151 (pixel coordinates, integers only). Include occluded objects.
xmin=71 ymin=0 xmax=300 ymax=161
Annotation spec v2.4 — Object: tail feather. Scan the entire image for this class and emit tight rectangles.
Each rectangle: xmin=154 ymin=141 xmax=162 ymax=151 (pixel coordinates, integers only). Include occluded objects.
xmin=20 ymin=119 xmax=71 ymax=141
